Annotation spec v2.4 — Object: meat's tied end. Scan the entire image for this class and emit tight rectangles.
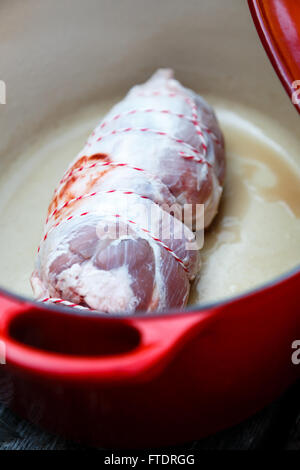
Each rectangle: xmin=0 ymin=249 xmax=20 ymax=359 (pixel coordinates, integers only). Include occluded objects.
xmin=31 ymin=69 xmax=225 ymax=314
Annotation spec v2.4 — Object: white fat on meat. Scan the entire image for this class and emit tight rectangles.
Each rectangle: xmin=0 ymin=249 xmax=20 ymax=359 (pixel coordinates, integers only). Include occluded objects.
xmin=31 ymin=69 xmax=225 ymax=313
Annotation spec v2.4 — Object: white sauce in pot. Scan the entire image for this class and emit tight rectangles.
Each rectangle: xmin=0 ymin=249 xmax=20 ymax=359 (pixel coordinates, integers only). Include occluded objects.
xmin=0 ymin=98 xmax=299 ymax=305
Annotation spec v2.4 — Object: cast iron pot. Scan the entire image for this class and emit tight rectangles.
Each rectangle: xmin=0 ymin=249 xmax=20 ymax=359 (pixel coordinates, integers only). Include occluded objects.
xmin=0 ymin=0 xmax=299 ymax=448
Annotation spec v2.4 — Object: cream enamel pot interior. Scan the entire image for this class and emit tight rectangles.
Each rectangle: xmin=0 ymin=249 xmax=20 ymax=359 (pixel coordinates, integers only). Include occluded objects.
xmin=0 ymin=0 xmax=299 ymax=448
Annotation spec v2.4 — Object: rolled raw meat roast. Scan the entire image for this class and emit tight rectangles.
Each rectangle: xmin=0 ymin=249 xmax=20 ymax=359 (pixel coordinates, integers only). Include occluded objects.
xmin=31 ymin=69 xmax=225 ymax=313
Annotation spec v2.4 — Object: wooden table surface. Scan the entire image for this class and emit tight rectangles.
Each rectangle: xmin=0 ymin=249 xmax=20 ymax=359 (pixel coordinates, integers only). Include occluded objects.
xmin=0 ymin=379 xmax=299 ymax=451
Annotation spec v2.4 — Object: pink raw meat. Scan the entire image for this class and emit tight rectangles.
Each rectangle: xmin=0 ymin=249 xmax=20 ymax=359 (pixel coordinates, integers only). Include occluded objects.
xmin=31 ymin=69 xmax=225 ymax=313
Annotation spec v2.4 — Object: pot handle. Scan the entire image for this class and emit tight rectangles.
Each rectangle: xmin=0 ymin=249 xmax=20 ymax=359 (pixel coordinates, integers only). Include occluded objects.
xmin=0 ymin=293 xmax=212 ymax=384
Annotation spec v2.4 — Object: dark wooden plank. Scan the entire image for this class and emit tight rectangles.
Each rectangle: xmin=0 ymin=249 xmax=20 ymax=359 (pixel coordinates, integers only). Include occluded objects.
xmin=0 ymin=403 xmax=81 ymax=450
xmin=0 ymin=380 xmax=299 ymax=450
xmin=285 ymin=412 xmax=300 ymax=450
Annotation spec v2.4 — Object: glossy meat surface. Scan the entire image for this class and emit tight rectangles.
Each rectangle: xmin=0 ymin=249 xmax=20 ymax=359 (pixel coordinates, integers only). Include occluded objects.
xmin=31 ymin=70 xmax=225 ymax=313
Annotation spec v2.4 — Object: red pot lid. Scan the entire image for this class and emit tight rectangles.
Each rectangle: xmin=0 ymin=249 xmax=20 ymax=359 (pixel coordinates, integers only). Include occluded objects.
xmin=248 ymin=0 xmax=300 ymax=114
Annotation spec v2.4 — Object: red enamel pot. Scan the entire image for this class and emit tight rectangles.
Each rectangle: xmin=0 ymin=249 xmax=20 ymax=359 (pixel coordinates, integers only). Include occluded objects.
xmin=0 ymin=271 xmax=299 ymax=448
xmin=0 ymin=0 xmax=299 ymax=448
xmin=249 ymin=0 xmax=300 ymax=114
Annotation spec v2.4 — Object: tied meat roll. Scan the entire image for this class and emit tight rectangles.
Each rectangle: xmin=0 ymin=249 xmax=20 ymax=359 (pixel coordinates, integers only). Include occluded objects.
xmin=31 ymin=69 xmax=225 ymax=313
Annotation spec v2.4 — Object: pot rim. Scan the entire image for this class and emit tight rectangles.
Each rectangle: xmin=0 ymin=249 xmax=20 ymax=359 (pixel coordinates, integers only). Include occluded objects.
xmin=1 ymin=262 xmax=299 ymax=320
xmin=248 ymin=0 xmax=300 ymax=114
xmin=1 ymin=0 xmax=299 ymax=321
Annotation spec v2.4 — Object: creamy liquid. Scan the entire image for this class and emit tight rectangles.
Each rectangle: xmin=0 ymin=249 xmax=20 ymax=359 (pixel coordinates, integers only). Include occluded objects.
xmin=0 ymin=98 xmax=299 ymax=304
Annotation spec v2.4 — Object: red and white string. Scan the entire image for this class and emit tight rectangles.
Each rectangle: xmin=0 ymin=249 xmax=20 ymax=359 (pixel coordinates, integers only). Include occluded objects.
xmin=40 ymin=87 xmax=212 ymax=309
